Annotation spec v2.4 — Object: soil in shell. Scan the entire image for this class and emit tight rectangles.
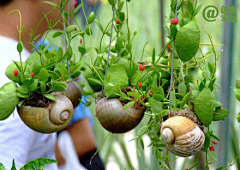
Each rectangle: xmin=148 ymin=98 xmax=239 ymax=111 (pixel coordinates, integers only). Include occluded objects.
xmin=23 ymin=92 xmax=53 ymax=108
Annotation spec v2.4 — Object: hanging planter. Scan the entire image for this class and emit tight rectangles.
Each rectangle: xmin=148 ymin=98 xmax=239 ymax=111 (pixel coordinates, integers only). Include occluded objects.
xmin=17 ymin=95 xmax=73 ymax=133
xmin=160 ymin=110 xmax=205 ymax=157
xmin=52 ymin=81 xmax=82 ymax=108
xmin=96 ymin=96 xmax=145 ymax=133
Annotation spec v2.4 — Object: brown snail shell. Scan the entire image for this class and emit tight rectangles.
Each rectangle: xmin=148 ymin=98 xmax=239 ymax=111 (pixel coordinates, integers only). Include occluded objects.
xmin=52 ymin=81 xmax=82 ymax=108
xmin=95 ymin=97 xmax=145 ymax=133
xmin=160 ymin=116 xmax=205 ymax=157
xmin=17 ymin=95 xmax=73 ymax=134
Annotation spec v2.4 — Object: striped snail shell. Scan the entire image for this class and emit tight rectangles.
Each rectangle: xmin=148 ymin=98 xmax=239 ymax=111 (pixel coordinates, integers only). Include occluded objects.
xmin=17 ymin=95 xmax=73 ymax=134
xmin=96 ymin=97 xmax=145 ymax=133
xmin=52 ymin=81 xmax=82 ymax=108
xmin=160 ymin=116 xmax=205 ymax=157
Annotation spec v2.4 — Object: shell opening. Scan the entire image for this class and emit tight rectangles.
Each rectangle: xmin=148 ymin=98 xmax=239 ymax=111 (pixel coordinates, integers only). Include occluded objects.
xmin=162 ymin=128 xmax=175 ymax=144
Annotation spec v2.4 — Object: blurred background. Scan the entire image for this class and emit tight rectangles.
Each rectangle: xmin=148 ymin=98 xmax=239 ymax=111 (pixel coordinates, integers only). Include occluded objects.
xmin=50 ymin=0 xmax=240 ymax=169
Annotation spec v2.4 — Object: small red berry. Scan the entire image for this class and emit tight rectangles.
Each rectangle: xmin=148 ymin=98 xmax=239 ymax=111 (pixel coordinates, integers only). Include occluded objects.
xmin=74 ymin=1 xmax=78 ymax=7
xmin=133 ymin=87 xmax=135 ymax=92
xmin=80 ymin=38 xmax=83 ymax=44
xmin=209 ymin=146 xmax=215 ymax=151
xmin=138 ymin=82 xmax=142 ymax=88
xmin=167 ymin=45 xmax=170 ymax=50
xmin=141 ymin=65 xmax=145 ymax=71
xmin=171 ymin=18 xmax=178 ymax=25
xmin=148 ymin=91 xmax=153 ymax=97
xmin=116 ymin=19 xmax=120 ymax=25
xmin=190 ymin=105 xmax=194 ymax=111
xmin=60 ymin=74 xmax=62 ymax=77
xmin=30 ymin=73 xmax=34 ymax=78
xmin=75 ymin=77 xmax=80 ymax=81
xmin=212 ymin=141 xmax=218 ymax=145
xmin=75 ymin=27 xmax=77 ymax=31
xmin=139 ymin=64 xmax=142 ymax=71
xmin=13 ymin=69 xmax=18 ymax=76
xmin=213 ymin=111 xmax=215 ymax=115
xmin=185 ymin=169 xmax=189 ymax=170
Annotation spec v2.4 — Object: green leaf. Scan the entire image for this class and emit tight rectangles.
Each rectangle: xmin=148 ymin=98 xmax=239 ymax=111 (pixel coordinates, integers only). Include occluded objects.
xmin=123 ymin=101 xmax=134 ymax=110
xmin=149 ymin=98 xmax=162 ymax=114
xmin=43 ymin=94 xmax=56 ymax=101
xmin=170 ymin=91 xmax=177 ymax=107
xmin=48 ymin=71 xmax=60 ymax=80
xmin=20 ymin=158 xmax=57 ymax=170
xmin=5 ymin=62 xmax=30 ymax=83
xmin=194 ymin=87 xmax=213 ymax=127
xmin=87 ymin=12 xmax=95 ymax=24
xmin=17 ymin=42 xmax=23 ymax=53
xmin=53 ymin=31 xmax=63 ymax=38
xmin=52 ymin=82 xmax=67 ymax=92
xmin=17 ymin=86 xmax=29 ymax=94
xmin=153 ymin=94 xmax=164 ymax=102
xmin=178 ymin=82 xmax=186 ymax=96
xmin=29 ymin=79 xmax=39 ymax=92
xmin=108 ymin=0 xmax=115 ymax=6
xmin=212 ymin=100 xmax=222 ymax=108
xmin=208 ymin=150 xmax=217 ymax=162
xmin=212 ymin=109 xmax=229 ymax=121
xmin=180 ymin=92 xmax=190 ymax=108
xmin=0 ymin=82 xmax=19 ymax=120
xmin=193 ymin=3 xmax=203 ymax=17
xmin=175 ymin=21 xmax=200 ymax=62
xmin=137 ymin=126 xmax=148 ymax=136
xmin=104 ymin=64 xmax=129 ymax=97
xmin=40 ymin=81 xmax=46 ymax=93
xmin=234 ymin=89 xmax=240 ymax=101
xmin=43 ymin=1 xmax=59 ymax=8
xmin=78 ymin=46 xmax=86 ymax=54
xmin=0 ymin=163 xmax=5 ymax=170
xmin=188 ymin=0 xmax=194 ymax=15
xmin=38 ymin=68 xmax=49 ymax=82
xmin=85 ymin=26 xmax=92 ymax=36
xmin=65 ymin=25 xmax=77 ymax=33
xmin=11 ymin=160 xmax=17 ymax=170
xmin=95 ymin=19 xmax=104 ymax=33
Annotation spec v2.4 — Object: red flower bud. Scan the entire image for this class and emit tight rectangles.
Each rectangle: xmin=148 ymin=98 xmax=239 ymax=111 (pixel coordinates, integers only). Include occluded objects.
xmin=75 ymin=26 xmax=77 ymax=31
xmin=74 ymin=1 xmax=78 ymax=7
xmin=60 ymin=74 xmax=62 ymax=77
xmin=171 ymin=18 xmax=179 ymax=25
xmin=30 ymin=73 xmax=34 ymax=78
xmin=139 ymin=64 xmax=142 ymax=71
xmin=148 ymin=91 xmax=153 ymax=97
xmin=212 ymin=141 xmax=218 ymax=145
xmin=190 ymin=105 xmax=194 ymax=111
xmin=80 ymin=38 xmax=83 ymax=44
xmin=141 ymin=65 xmax=145 ymax=71
xmin=213 ymin=111 xmax=215 ymax=115
xmin=167 ymin=45 xmax=170 ymax=50
xmin=209 ymin=146 xmax=215 ymax=151
xmin=75 ymin=77 xmax=80 ymax=81
xmin=13 ymin=69 xmax=18 ymax=76
xmin=138 ymin=82 xmax=142 ymax=88
xmin=116 ymin=19 xmax=120 ymax=25
xmin=185 ymin=169 xmax=189 ymax=170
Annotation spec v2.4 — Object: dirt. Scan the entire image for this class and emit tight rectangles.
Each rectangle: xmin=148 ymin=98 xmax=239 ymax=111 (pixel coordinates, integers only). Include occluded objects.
xmin=23 ymin=92 xmax=53 ymax=108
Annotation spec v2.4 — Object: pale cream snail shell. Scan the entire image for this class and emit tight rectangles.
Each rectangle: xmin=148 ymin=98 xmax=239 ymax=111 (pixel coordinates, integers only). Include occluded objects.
xmin=160 ymin=116 xmax=205 ymax=157
xmin=52 ymin=81 xmax=82 ymax=108
xmin=96 ymin=97 xmax=145 ymax=133
xmin=17 ymin=95 xmax=73 ymax=133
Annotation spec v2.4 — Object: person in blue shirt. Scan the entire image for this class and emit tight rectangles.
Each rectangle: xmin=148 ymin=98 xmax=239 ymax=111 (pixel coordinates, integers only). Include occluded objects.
xmin=35 ymin=38 xmax=104 ymax=170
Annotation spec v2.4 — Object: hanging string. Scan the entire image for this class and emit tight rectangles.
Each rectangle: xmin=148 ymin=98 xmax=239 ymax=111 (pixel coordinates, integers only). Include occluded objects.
xmin=101 ymin=0 xmax=117 ymax=96
xmin=62 ymin=0 xmax=71 ymax=92
xmin=169 ymin=0 xmax=178 ymax=111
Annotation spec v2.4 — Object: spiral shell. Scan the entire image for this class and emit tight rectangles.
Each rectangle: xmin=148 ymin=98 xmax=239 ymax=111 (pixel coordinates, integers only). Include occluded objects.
xmin=96 ymin=97 xmax=145 ymax=133
xmin=160 ymin=116 xmax=205 ymax=157
xmin=52 ymin=81 xmax=82 ymax=108
xmin=17 ymin=95 xmax=73 ymax=133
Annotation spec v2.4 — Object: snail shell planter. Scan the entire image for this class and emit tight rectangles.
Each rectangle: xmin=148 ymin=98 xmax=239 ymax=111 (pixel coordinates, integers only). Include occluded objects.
xmin=96 ymin=97 xmax=145 ymax=133
xmin=52 ymin=81 xmax=82 ymax=108
xmin=17 ymin=95 xmax=74 ymax=134
xmin=160 ymin=110 xmax=205 ymax=157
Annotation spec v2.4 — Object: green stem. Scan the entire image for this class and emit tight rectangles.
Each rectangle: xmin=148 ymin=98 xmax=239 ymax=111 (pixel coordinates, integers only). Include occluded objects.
xmin=119 ymin=138 xmax=134 ymax=169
